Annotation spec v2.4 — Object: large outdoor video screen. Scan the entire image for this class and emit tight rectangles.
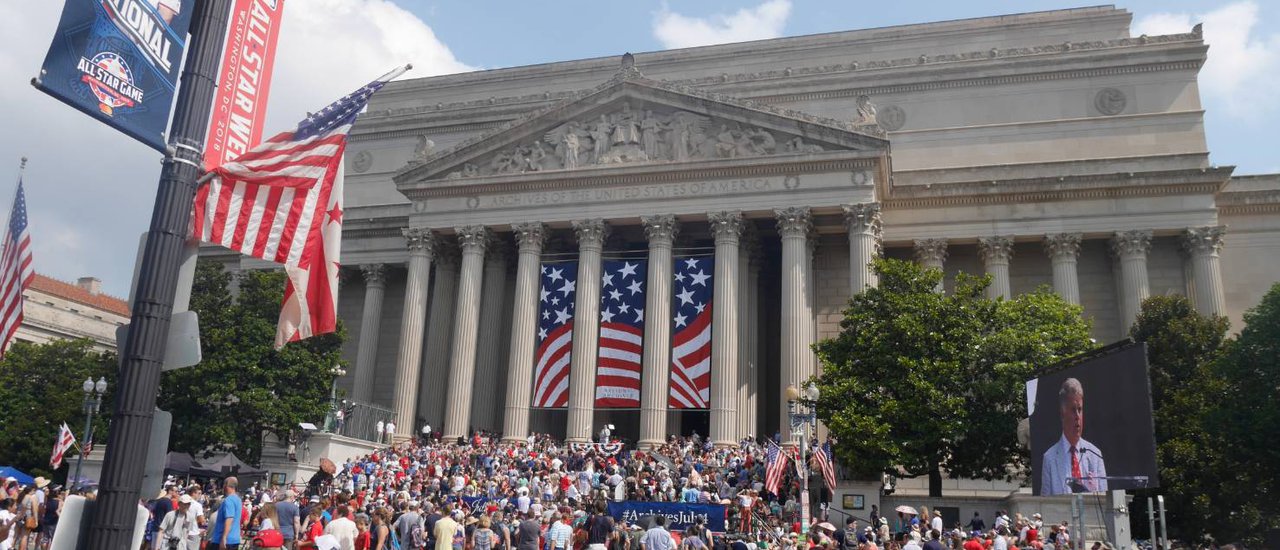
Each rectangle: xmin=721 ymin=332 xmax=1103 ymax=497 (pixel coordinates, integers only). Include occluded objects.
xmin=1027 ymin=342 xmax=1159 ymax=496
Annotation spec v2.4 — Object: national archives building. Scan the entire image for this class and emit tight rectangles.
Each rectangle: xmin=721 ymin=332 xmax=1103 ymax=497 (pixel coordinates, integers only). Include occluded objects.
xmin=210 ymin=7 xmax=1280 ymax=447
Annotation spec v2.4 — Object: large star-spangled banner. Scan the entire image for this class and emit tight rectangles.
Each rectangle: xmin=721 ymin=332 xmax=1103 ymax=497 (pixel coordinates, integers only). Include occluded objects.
xmin=595 ymin=259 xmax=647 ymax=408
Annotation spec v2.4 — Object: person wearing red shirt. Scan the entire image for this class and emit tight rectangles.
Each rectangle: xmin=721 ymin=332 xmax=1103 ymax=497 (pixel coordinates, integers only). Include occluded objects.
xmin=962 ymin=534 xmax=984 ymax=550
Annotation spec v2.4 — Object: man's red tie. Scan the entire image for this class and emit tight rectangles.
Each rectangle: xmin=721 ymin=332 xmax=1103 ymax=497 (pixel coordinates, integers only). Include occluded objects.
xmin=1070 ymin=447 xmax=1082 ymax=481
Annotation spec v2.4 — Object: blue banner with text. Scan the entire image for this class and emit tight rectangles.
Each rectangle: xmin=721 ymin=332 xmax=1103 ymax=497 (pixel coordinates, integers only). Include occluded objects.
xmin=607 ymin=501 xmax=726 ymax=533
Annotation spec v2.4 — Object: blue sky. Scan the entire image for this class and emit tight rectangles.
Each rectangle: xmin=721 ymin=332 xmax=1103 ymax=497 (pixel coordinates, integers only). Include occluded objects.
xmin=0 ymin=0 xmax=1275 ymax=296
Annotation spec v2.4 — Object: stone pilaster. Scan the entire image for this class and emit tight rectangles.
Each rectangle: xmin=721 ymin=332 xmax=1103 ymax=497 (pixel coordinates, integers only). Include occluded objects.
xmin=471 ymin=240 xmax=509 ymax=432
xmin=775 ymin=207 xmax=813 ymax=441
xmin=351 ymin=264 xmax=387 ymax=404
xmin=708 ymin=211 xmax=743 ymax=447
xmin=1182 ymin=226 xmax=1227 ymax=317
xmin=1111 ymin=230 xmax=1153 ymax=334
xmin=638 ymin=215 xmax=677 ymax=449
xmin=418 ymin=243 xmax=458 ymax=427
xmin=502 ymin=223 xmax=546 ymax=442
xmin=566 ymin=219 xmax=608 ymax=443
xmin=979 ymin=236 xmax=1015 ymax=300
xmin=442 ymin=226 xmax=489 ymax=440
xmin=914 ymin=238 xmax=949 ymax=292
xmin=843 ymin=202 xmax=882 ymax=292
xmin=391 ymin=229 xmax=434 ymax=441
xmin=1045 ymin=233 xmax=1082 ymax=305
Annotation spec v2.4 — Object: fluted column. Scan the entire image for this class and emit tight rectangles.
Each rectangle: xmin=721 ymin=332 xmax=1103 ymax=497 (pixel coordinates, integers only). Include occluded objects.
xmin=351 ymin=264 xmax=387 ymax=404
xmin=1045 ymin=233 xmax=1082 ymax=305
xmin=979 ymin=236 xmax=1015 ymax=300
xmin=1183 ymin=226 xmax=1227 ymax=317
xmin=736 ymin=226 xmax=757 ymax=440
xmin=471 ymin=241 xmax=509 ymax=432
xmin=442 ymin=226 xmax=489 ymax=440
xmin=744 ymin=245 xmax=761 ymax=439
xmin=776 ymin=207 xmax=813 ymax=440
xmin=914 ymin=238 xmax=949 ymax=293
xmin=566 ymin=219 xmax=608 ymax=443
xmin=419 ymin=244 xmax=458 ymax=427
xmin=1111 ymin=230 xmax=1153 ymax=333
xmin=392 ymin=229 xmax=434 ymax=441
xmin=843 ymin=203 xmax=882 ymax=292
xmin=502 ymin=223 xmax=546 ymax=442
xmin=708 ymin=211 xmax=743 ymax=447
xmin=638 ymin=215 xmax=678 ymax=449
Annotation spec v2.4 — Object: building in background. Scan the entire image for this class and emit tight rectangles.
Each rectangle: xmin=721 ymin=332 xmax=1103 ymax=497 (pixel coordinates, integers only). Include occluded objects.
xmin=12 ymin=274 xmax=128 ymax=351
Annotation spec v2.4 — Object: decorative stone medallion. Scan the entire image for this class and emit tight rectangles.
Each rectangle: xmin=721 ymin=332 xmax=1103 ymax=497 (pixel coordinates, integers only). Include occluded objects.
xmin=1094 ymin=88 xmax=1127 ymax=116
xmin=878 ymin=104 xmax=906 ymax=131
xmin=850 ymin=170 xmax=870 ymax=186
xmin=351 ymin=150 xmax=373 ymax=173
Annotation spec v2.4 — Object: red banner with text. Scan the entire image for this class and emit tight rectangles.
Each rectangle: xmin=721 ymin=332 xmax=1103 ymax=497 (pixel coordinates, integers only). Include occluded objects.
xmin=203 ymin=0 xmax=285 ymax=168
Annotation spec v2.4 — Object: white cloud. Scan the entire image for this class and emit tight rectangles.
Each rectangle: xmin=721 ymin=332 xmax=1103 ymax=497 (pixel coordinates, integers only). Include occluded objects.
xmin=652 ymin=0 xmax=792 ymax=50
xmin=1134 ymin=1 xmax=1280 ymax=118
xmin=0 ymin=0 xmax=471 ymax=296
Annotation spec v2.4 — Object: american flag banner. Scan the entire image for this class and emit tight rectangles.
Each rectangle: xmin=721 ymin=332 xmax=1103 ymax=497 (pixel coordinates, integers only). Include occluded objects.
xmin=532 ymin=261 xmax=577 ymax=408
xmin=0 ymin=178 xmax=33 ymax=359
xmin=813 ymin=441 xmax=837 ymax=494
xmin=50 ymin=422 xmax=75 ymax=470
xmin=669 ymin=256 xmax=714 ymax=409
xmin=764 ymin=439 xmax=789 ymax=495
xmin=595 ymin=259 xmax=646 ymax=408
xmin=192 ymin=65 xmax=409 ymax=348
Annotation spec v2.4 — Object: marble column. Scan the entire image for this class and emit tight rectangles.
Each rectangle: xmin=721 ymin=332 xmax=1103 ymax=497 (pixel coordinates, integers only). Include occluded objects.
xmin=442 ymin=226 xmax=489 ymax=440
xmin=708 ymin=211 xmax=743 ymax=447
xmin=979 ymin=236 xmax=1015 ymax=300
xmin=776 ymin=207 xmax=813 ymax=440
xmin=914 ymin=238 xmax=949 ymax=292
xmin=638 ymin=215 xmax=677 ymax=449
xmin=736 ymin=226 xmax=756 ymax=441
xmin=391 ymin=229 xmax=434 ymax=441
xmin=1182 ymin=226 xmax=1227 ymax=317
xmin=566 ymin=219 xmax=608 ymax=443
xmin=1111 ymin=230 xmax=1153 ymax=333
xmin=471 ymin=241 xmax=509 ymax=432
xmin=418 ymin=244 xmax=458 ymax=427
xmin=1044 ymin=233 xmax=1082 ymax=305
xmin=351 ymin=264 xmax=386 ymax=404
xmin=843 ymin=202 xmax=882 ymax=292
xmin=744 ymin=245 xmax=761 ymax=439
xmin=502 ymin=223 xmax=546 ymax=442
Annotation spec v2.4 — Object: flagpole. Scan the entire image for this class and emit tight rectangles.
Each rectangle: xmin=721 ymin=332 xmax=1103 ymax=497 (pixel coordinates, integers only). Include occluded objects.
xmin=85 ymin=0 xmax=231 ymax=548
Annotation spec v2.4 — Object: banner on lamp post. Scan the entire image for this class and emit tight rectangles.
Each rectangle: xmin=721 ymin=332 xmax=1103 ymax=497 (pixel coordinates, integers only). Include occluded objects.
xmin=203 ymin=0 xmax=286 ymax=168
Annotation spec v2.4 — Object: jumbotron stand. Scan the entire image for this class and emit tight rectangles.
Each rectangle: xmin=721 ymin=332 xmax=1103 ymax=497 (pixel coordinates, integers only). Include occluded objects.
xmin=1065 ymin=475 xmax=1150 ymax=549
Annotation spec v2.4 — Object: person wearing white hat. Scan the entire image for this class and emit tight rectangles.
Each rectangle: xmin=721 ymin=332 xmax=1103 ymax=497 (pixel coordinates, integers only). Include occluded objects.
xmin=160 ymin=495 xmax=199 ymax=550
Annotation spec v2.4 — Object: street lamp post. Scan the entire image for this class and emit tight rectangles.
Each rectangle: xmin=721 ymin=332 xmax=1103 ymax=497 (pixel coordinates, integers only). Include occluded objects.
xmin=786 ymin=383 xmax=819 ymax=535
xmin=73 ymin=377 xmax=107 ymax=492
xmin=325 ymin=365 xmax=347 ymax=432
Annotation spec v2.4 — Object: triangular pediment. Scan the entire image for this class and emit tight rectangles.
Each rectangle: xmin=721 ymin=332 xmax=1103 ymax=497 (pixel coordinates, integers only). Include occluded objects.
xmin=394 ymin=69 xmax=888 ymax=184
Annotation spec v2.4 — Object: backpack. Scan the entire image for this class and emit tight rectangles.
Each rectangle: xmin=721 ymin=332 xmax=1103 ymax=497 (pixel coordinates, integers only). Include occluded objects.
xmin=411 ymin=523 xmax=427 ymax=549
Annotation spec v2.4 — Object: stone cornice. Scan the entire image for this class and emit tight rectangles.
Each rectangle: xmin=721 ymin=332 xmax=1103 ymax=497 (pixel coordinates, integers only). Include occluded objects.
xmin=883 ymin=167 xmax=1233 ymax=210
xmin=1217 ymin=189 xmax=1280 ymax=215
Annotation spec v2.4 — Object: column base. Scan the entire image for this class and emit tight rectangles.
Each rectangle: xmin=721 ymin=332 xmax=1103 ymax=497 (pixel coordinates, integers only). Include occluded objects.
xmin=636 ymin=438 xmax=665 ymax=450
xmin=501 ymin=436 xmax=528 ymax=444
xmin=565 ymin=436 xmax=591 ymax=444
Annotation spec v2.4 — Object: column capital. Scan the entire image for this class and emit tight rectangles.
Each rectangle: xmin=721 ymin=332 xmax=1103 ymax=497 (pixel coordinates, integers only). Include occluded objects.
xmin=1044 ymin=233 xmax=1083 ymax=260
xmin=642 ymin=214 xmax=679 ymax=243
xmin=1182 ymin=226 xmax=1226 ymax=256
xmin=402 ymin=228 xmax=435 ymax=256
xmin=360 ymin=263 xmax=388 ymax=287
xmin=512 ymin=222 xmax=548 ymax=253
xmin=774 ymin=206 xmax=812 ymax=238
xmin=978 ymin=235 xmax=1015 ymax=265
xmin=1111 ymin=230 xmax=1153 ymax=259
xmin=572 ymin=219 xmax=610 ymax=249
xmin=455 ymin=225 xmax=491 ymax=253
xmin=708 ymin=211 xmax=745 ymax=244
xmin=914 ymin=238 xmax=949 ymax=264
xmin=842 ymin=202 xmax=882 ymax=237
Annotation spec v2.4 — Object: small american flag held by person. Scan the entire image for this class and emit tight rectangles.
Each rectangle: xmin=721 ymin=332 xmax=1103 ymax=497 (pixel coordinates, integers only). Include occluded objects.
xmin=0 ymin=178 xmax=33 ymax=359
xmin=765 ymin=439 xmax=789 ymax=495
xmin=532 ymin=261 xmax=577 ymax=408
xmin=669 ymin=256 xmax=714 ymax=409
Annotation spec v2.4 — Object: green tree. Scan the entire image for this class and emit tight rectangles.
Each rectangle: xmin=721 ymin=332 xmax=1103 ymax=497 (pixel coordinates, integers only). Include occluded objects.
xmin=1128 ymin=295 xmax=1229 ymax=542
xmin=158 ymin=260 xmax=345 ymax=464
xmin=0 ymin=339 xmax=116 ymax=480
xmin=811 ymin=258 xmax=1094 ymax=496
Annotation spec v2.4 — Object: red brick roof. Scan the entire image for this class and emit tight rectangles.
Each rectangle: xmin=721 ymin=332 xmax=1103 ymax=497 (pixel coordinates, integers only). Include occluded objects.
xmin=28 ymin=274 xmax=130 ymax=317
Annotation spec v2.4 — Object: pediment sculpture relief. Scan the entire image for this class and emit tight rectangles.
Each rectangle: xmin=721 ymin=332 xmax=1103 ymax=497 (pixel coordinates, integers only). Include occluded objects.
xmin=444 ymin=101 xmax=827 ymax=179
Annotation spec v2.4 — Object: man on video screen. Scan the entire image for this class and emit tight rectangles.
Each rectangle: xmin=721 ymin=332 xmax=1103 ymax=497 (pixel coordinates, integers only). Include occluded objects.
xmin=1041 ymin=378 xmax=1107 ymax=495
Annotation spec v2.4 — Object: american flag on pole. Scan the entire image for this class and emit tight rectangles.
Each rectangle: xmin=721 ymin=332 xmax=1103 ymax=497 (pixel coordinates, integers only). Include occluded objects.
xmin=532 ymin=261 xmax=577 ymax=408
xmin=192 ymin=65 xmax=409 ymax=348
xmin=669 ymin=256 xmax=713 ymax=409
xmin=50 ymin=422 xmax=75 ymax=470
xmin=765 ymin=439 xmax=789 ymax=495
xmin=0 ymin=179 xmax=33 ymax=359
xmin=595 ymin=259 xmax=646 ymax=408
xmin=813 ymin=441 xmax=837 ymax=494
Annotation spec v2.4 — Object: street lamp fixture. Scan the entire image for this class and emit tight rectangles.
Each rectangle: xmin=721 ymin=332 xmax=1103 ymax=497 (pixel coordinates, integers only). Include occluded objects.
xmin=786 ymin=382 xmax=819 ymax=534
xmin=74 ymin=376 xmax=108 ymax=492
xmin=325 ymin=365 xmax=347 ymax=433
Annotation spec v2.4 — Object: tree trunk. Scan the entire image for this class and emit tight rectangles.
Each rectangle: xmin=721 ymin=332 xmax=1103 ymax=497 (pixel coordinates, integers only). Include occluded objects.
xmin=929 ymin=461 xmax=943 ymax=497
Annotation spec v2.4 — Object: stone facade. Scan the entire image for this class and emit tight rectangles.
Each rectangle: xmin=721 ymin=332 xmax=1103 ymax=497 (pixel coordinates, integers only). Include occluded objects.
xmin=11 ymin=275 xmax=129 ymax=352
xmin=207 ymin=7 xmax=1280 ymax=446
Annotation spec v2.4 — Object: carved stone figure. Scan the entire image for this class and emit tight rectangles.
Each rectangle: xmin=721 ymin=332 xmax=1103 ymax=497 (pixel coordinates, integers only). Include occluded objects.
xmin=783 ymin=137 xmax=823 ymax=154
xmin=611 ymin=102 xmax=641 ymax=145
xmin=527 ymin=142 xmax=548 ymax=171
xmin=412 ymin=135 xmax=435 ymax=163
xmin=640 ymin=110 xmax=663 ymax=159
xmin=853 ymin=95 xmax=878 ymax=126
xmin=589 ymin=116 xmax=611 ymax=163
xmin=562 ymin=131 xmax=579 ymax=169
xmin=715 ymin=125 xmax=739 ymax=158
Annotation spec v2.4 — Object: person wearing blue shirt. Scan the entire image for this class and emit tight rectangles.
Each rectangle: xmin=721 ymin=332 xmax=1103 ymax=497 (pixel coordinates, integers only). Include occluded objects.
xmin=209 ymin=476 xmax=242 ymax=550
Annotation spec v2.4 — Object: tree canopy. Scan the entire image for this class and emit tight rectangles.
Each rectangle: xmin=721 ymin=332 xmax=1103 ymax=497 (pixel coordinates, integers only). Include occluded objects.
xmin=158 ymin=260 xmax=345 ymax=464
xmin=811 ymin=258 xmax=1095 ymax=496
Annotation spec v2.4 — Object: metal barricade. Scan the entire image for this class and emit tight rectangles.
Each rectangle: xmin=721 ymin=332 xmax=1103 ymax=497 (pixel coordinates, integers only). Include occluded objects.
xmin=331 ymin=400 xmax=396 ymax=443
